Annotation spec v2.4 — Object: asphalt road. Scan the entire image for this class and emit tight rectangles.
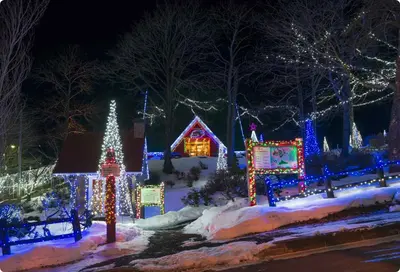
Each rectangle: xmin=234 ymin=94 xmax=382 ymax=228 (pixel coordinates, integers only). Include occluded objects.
xmin=218 ymin=241 xmax=400 ymax=272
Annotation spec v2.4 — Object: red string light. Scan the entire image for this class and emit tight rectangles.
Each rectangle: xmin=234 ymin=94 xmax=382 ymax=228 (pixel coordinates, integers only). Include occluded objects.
xmin=105 ymin=175 xmax=116 ymax=225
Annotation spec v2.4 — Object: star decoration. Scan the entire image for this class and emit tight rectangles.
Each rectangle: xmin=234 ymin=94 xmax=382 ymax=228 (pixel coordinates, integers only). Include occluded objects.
xmin=250 ymin=123 xmax=257 ymax=131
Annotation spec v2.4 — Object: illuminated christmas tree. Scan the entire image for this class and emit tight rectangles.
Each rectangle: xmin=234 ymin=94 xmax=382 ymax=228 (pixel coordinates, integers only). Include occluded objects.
xmin=250 ymin=123 xmax=258 ymax=142
xmin=217 ymin=145 xmax=227 ymax=170
xmin=350 ymin=122 xmax=363 ymax=149
xmin=98 ymin=100 xmax=132 ymax=216
xmin=323 ymin=136 xmax=330 ymax=152
xmin=259 ymin=134 xmax=264 ymax=142
xmin=304 ymin=119 xmax=320 ymax=157
xmin=141 ymin=137 xmax=149 ymax=181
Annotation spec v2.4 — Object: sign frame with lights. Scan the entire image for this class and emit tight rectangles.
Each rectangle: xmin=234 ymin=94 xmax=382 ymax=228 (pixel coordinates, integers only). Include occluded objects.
xmin=245 ymin=138 xmax=305 ymax=206
xmin=135 ymin=183 xmax=165 ymax=219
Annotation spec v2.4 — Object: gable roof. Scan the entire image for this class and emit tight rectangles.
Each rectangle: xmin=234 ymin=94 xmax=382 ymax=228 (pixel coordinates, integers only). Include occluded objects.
xmin=53 ymin=130 xmax=144 ymax=174
xmin=171 ymin=115 xmax=225 ymax=151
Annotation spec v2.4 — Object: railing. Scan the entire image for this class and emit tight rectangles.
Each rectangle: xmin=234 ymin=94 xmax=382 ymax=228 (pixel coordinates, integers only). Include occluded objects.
xmin=265 ymin=160 xmax=400 ymax=207
xmin=0 ymin=209 xmax=82 ymax=255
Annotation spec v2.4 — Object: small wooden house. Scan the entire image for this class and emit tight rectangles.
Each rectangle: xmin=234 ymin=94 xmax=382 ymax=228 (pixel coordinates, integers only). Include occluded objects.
xmin=53 ymin=129 xmax=147 ymax=212
xmin=171 ymin=116 xmax=225 ymax=157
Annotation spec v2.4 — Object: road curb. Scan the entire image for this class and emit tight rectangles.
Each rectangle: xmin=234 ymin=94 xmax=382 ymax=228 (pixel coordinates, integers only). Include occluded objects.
xmin=256 ymin=222 xmax=400 ymax=259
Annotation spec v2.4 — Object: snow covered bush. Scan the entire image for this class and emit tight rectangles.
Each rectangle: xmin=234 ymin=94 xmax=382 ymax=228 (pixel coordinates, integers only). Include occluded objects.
xmin=181 ymin=187 xmax=212 ymax=207
xmin=182 ymin=188 xmax=201 ymax=206
xmin=189 ymin=166 xmax=201 ymax=181
xmin=205 ymin=169 xmax=247 ymax=201
xmin=186 ymin=175 xmax=194 ymax=187
xmin=0 ymin=204 xmax=31 ymax=239
xmin=173 ymin=170 xmax=185 ymax=180
xmin=0 ymin=204 xmax=22 ymax=223
xmin=39 ymin=188 xmax=70 ymax=219
xmin=185 ymin=166 xmax=202 ymax=187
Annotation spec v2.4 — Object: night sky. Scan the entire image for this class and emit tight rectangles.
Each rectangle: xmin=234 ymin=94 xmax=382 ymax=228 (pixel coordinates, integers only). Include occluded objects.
xmin=32 ymin=0 xmax=155 ymax=59
xmin=26 ymin=0 xmax=392 ymax=151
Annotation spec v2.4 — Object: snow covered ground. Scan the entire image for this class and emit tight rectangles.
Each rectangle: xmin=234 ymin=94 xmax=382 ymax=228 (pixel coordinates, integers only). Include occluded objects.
xmin=184 ymin=185 xmax=400 ymax=240
xmin=5 ymin=157 xmax=400 ymax=271
xmin=148 ymin=156 xmax=245 ymax=214
xmin=135 ymin=206 xmax=208 ymax=229
xmin=0 ymin=221 xmax=153 ymax=272
xmin=138 ymin=157 xmax=400 ymax=233
xmin=129 ymin=208 xmax=400 ymax=272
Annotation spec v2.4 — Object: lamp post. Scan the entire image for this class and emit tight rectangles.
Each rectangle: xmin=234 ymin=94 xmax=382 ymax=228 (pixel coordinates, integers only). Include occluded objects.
xmin=10 ymin=143 xmax=22 ymax=197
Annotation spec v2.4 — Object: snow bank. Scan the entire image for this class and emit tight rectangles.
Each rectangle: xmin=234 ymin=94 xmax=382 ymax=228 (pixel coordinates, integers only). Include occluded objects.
xmin=0 ymin=221 xmax=151 ymax=272
xmin=131 ymin=241 xmax=269 ymax=271
xmin=135 ymin=206 xmax=208 ymax=229
xmin=389 ymin=205 xmax=400 ymax=212
xmin=185 ymin=187 xmax=400 ymax=240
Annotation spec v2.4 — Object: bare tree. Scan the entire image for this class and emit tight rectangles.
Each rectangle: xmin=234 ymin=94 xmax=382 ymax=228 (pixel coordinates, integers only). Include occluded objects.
xmin=209 ymin=1 xmax=256 ymax=168
xmin=261 ymin=0 xmax=395 ymax=157
xmin=108 ymin=2 xmax=212 ymax=173
xmin=0 ymin=0 xmax=49 ymax=169
xmin=363 ymin=0 xmax=400 ymax=168
xmin=33 ymin=45 xmax=97 ymax=158
xmin=2 ymin=106 xmax=42 ymax=174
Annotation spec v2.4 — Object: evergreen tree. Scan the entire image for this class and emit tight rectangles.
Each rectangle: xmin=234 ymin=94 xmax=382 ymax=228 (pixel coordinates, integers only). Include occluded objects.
xmin=323 ymin=137 xmax=330 ymax=152
xmin=217 ymin=145 xmax=227 ymax=170
xmin=350 ymin=122 xmax=363 ymax=149
xmin=99 ymin=100 xmax=132 ymax=215
xmin=304 ymin=119 xmax=320 ymax=157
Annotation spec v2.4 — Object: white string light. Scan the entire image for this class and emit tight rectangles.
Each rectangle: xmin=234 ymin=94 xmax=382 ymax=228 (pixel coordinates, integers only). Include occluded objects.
xmin=98 ymin=100 xmax=133 ymax=216
xmin=323 ymin=137 xmax=330 ymax=152
xmin=350 ymin=122 xmax=363 ymax=149
xmin=216 ymin=145 xmax=227 ymax=170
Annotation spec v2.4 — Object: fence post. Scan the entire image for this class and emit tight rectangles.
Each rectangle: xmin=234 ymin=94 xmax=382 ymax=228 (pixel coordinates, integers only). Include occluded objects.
xmin=323 ymin=166 xmax=334 ymax=198
xmin=0 ymin=219 xmax=10 ymax=255
xmin=265 ymin=176 xmax=276 ymax=207
xmin=71 ymin=209 xmax=82 ymax=242
xmin=376 ymin=164 xmax=387 ymax=187
xmin=298 ymin=174 xmax=306 ymax=194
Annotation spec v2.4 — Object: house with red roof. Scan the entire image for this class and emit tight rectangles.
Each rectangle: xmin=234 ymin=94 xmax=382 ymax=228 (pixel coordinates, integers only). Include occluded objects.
xmin=53 ymin=128 xmax=147 ymax=213
xmin=171 ymin=115 xmax=226 ymax=157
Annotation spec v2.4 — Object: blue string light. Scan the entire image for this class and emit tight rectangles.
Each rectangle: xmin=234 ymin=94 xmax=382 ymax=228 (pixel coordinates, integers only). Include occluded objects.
xmin=270 ymin=159 xmax=400 ymax=204
xmin=304 ymin=119 xmax=320 ymax=158
xmin=141 ymin=91 xmax=150 ymax=181
xmin=265 ymin=176 xmax=276 ymax=207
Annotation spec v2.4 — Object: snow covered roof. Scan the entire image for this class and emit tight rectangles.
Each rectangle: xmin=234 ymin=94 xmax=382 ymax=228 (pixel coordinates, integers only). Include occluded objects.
xmin=53 ymin=130 xmax=144 ymax=174
xmin=171 ymin=115 xmax=225 ymax=151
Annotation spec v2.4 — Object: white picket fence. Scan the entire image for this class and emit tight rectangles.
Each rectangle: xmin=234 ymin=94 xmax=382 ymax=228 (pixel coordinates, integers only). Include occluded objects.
xmin=0 ymin=164 xmax=58 ymax=199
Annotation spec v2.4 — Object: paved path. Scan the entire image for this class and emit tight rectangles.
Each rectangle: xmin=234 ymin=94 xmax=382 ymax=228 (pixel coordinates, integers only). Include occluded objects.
xmin=218 ymin=241 xmax=400 ymax=272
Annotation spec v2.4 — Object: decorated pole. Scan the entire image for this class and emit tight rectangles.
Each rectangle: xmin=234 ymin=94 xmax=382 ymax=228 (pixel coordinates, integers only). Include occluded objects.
xmin=101 ymin=147 xmax=120 ymax=243
xmin=105 ymin=175 xmax=116 ymax=243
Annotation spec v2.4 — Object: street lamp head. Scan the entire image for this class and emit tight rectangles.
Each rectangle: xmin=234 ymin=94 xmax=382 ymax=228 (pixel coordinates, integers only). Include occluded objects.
xmin=10 ymin=145 xmax=16 ymax=149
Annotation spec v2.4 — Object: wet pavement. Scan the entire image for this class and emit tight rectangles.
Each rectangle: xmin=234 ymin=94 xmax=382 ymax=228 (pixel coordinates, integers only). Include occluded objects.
xmin=219 ymin=241 xmax=400 ymax=272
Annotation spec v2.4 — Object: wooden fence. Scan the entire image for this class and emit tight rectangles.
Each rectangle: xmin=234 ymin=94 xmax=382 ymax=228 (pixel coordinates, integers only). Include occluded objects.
xmin=0 ymin=209 xmax=82 ymax=255
xmin=266 ymin=160 xmax=400 ymax=207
